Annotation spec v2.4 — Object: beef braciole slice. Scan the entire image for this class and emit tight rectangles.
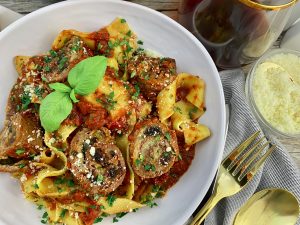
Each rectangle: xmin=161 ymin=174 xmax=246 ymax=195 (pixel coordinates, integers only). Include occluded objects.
xmin=129 ymin=118 xmax=179 ymax=179
xmin=127 ymin=53 xmax=177 ymax=103
xmin=16 ymin=36 xmax=93 ymax=84
xmin=0 ymin=112 xmax=44 ymax=159
xmin=69 ymin=128 xmax=126 ymax=195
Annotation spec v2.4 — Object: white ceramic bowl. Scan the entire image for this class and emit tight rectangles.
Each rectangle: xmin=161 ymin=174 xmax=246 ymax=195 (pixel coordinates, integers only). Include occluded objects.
xmin=0 ymin=1 xmax=226 ymax=225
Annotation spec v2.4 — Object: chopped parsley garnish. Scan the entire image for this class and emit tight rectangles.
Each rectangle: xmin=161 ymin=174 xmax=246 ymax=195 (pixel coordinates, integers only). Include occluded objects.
xmin=49 ymin=49 xmax=57 ymax=58
xmin=97 ymin=43 xmax=102 ymax=51
xmin=71 ymin=38 xmax=81 ymax=52
xmin=18 ymin=163 xmax=26 ymax=169
xmin=33 ymin=183 xmax=39 ymax=189
xmin=163 ymin=151 xmax=171 ymax=159
xmin=189 ymin=106 xmax=198 ymax=119
xmin=34 ymin=86 xmax=44 ymax=98
xmin=44 ymin=56 xmax=52 ymax=63
xmin=123 ymin=83 xmax=130 ymax=90
xmin=58 ymin=56 xmax=68 ymax=71
xmin=132 ymin=84 xmax=140 ymax=100
xmin=113 ymin=212 xmax=128 ymax=223
xmin=144 ymin=73 xmax=150 ymax=80
xmin=164 ymin=132 xmax=171 ymax=141
xmin=130 ymin=71 xmax=136 ymax=78
xmin=54 ymin=177 xmax=64 ymax=185
xmin=54 ymin=177 xmax=75 ymax=188
xmin=67 ymin=179 xmax=75 ymax=187
xmin=57 ymin=187 xmax=64 ymax=193
xmin=146 ymin=200 xmax=158 ymax=208
xmin=94 ymin=194 xmax=101 ymax=201
xmin=137 ymin=40 xmax=143 ymax=45
xmin=41 ymin=75 xmax=48 ymax=82
xmin=152 ymin=185 xmax=162 ymax=194
xmin=16 ymin=149 xmax=25 ymax=155
xmin=178 ymin=153 xmax=183 ymax=161
xmin=41 ymin=211 xmax=49 ymax=224
xmin=133 ymin=208 xmax=139 ymax=212
xmin=125 ymin=43 xmax=133 ymax=52
xmin=135 ymin=159 xmax=141 ymax=167
xmin=59 ymin=209 xmax=67 ymax=218
xmin=42 ymin=212 xmax=48 ymax=219
xmin=136 ymin=47 xmax=144 ymax=53
xmin=20 ymin=91 xmax=31 ymax=110
xmin=108 ymin=41 xmax=114 ymax=49
xmin=107 ymin=195 xmax=117 ymax=207
xmin=97 ymin=174 xmax=104 ymax=184
xmin=36 ymin=64 xmax=43 ymax=71
xmin=94 ymin=217 xmax=104 ymax=223
xmin=169 ymin=68 xmax=176 ymax=75
xmin=102 ymin=213 xmax=109 ymax=218
xmin=44 ymin=65 xmax=51 ymax=72
xmin=71 ymin=45 xmax=80 ymax=52
xmin=120 ymin=18 xmax=126 ymax=23
xmin=135 ymin=153 xmax=144 ymax=166
xmin=141 ymin=193 xmax=159 ymax=208
xmin=100 ymin=205 xmax=106 ymax=210
xmin=100 ymin=91 xmax=118 ymax=110
xmin=37 ymin=205 xmax=43 ymax=210
xmin=173 ymin=106 xmax=182 ymax=114
xmin=144 ymin=164 xmax=155 ymax=172
xmin=126 ymin=30 xmax=132 ymax=37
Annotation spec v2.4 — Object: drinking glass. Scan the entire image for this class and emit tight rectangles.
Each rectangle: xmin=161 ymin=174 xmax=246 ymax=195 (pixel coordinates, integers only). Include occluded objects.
xmin=179 ymin=0 xmax=298 ymax=69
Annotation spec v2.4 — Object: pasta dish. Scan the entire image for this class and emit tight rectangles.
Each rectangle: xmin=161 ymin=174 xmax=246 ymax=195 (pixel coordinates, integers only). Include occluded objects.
xmin=0 ymin=18 xmax=210 ymax=225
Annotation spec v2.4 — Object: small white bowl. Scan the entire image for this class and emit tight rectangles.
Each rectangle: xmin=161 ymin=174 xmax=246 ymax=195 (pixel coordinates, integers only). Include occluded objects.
xmin=246 ymin=48 xmax=300 ymax=139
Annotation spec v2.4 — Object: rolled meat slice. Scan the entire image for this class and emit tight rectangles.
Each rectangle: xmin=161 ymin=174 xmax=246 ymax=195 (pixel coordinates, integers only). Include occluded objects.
xmin=0 ymin=112 xmax=44 ymax=159
xmin=129 ymin=118 xmax=179 ymax=179
xmin=69 ymin=128 xmax=126 ymax=195
xmin=127 ymin=53 xmax=177 ymax=103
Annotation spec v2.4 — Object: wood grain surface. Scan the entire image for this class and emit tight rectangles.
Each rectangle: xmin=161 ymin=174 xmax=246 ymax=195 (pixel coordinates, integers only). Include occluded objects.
xmin=0 ymin=0 xmax=299 ymax=168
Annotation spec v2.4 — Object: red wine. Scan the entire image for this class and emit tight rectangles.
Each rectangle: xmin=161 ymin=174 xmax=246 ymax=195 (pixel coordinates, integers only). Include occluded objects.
xmin=179 ymin=0 xmax=269 ymax=68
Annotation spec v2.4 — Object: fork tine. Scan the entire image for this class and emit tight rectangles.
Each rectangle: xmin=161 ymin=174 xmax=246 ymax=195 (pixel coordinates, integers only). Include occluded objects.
xmin=238 ymin=145 xmax=275 ymax=181
xmin=223 ymin=131 xmax=260 ymax=167
xmin=230 ymin=137 xmax=265 ymax=173
xmin=233 ymin=141 xmax=270 ymax=176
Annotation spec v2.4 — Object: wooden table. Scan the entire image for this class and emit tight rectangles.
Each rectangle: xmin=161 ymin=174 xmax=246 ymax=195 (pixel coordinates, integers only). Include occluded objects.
xmin=1 ymin=0 xmax=299 ymax=169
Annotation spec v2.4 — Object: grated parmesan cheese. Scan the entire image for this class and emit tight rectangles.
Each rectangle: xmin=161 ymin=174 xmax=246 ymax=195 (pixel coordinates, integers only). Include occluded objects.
xmin=252 ymin=53 xmax=300 ymax=134
xmin=89 ymin=147 xmax=96 ymax=156
xmin=20 ymin=174 xmax=27 ymax=182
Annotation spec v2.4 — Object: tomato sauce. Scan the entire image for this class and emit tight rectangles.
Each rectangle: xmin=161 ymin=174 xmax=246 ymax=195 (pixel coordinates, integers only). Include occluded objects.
xmin=79 ymin=207 xmax=100 ymax=225
xmin=76 ymin=101 xmax=109 ymax=129
xmin=152 ymin=146 xmax=195 ymax=189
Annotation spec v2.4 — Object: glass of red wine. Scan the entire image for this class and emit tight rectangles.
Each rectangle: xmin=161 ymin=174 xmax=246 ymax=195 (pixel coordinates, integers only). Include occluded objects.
xmin=179 ymin=0 xmax=297 ymax=69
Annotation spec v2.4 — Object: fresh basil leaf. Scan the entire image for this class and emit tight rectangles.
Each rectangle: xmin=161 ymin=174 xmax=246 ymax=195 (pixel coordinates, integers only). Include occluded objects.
xmin=68 ymin=56 xmax=107 ymax=96
xmin=70 ymin=89 xmax=79 ymax=103
xmin=49 ymin=83 xmax=71 ymax=93
xmin=39 ymin=91 xmax=72 ymax=132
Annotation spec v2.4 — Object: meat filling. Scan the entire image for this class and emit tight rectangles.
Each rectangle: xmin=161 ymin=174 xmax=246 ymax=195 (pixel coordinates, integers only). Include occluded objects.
xmin=68 ymin=128 xmax=126 ymax=195
xmin=129 ymin=118 xmax=179 ymax=179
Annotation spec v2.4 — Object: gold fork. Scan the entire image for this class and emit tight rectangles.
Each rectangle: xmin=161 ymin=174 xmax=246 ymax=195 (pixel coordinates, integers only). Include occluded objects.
xmin=190 ymin=131 xmax=276 ymax=225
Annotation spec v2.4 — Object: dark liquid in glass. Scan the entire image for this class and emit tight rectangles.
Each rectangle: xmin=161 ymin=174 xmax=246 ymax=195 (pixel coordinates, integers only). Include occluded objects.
xmin=179 ymin=0 xmax=269 ymax=69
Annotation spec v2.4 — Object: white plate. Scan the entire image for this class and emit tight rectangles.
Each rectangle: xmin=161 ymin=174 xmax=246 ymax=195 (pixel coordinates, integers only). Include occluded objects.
xmin=0 ymin=1 xmax=226 ymax=225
